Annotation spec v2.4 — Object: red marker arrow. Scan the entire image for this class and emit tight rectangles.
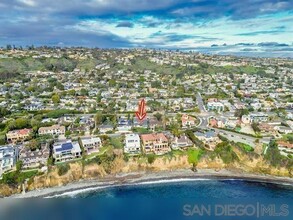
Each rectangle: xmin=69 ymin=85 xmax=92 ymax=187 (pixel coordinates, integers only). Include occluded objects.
xmin=135 ymin=99 xmax=147 ymax=121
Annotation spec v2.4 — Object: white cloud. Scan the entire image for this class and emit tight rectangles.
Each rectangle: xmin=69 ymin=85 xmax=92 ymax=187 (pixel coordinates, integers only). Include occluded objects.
xmin=17 ymin=0 xmax=36 ymax=7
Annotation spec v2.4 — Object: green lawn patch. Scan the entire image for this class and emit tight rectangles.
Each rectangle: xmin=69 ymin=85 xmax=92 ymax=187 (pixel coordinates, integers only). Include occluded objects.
xmin=237 ymin=142 xmax=254 ymax=152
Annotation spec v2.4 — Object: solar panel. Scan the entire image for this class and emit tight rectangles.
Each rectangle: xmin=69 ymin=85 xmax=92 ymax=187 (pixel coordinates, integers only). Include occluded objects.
xmin=55 ymin=142 xmax=73 ymax=152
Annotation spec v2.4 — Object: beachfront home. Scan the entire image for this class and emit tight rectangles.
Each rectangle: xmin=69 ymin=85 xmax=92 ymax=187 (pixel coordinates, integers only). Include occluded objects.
xmin=171 ymin=135 xmax=193 ymax=149
xmin=19 ymin=143 xmax=49 ymax=169
xmin=124 ymin=134 xmax=141 ymax=154
xmin=140 ymin=133 xmax=170 ymax=155
xmin=194 ymin=130 xmax=220 ymax=150
xmin=277 ymin=141 xmax=293 ymax=156
xmin=80 ymin=136 xmax=102 ymax=154
xmin=0 ymin=145 xmax=18 ymax=177
xmin=53 ymin=140 xmax=82 ymax=162
xmin=6 ymin=128 xmax=32 ymax=143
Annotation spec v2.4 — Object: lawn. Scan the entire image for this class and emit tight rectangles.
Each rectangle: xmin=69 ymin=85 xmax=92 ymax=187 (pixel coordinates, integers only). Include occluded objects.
xmin=237 ymin=142 xmax=254 ymax=152
xmin=84 ymin=146 xmax=111 ymax=160
xmin=110 ymin=137 xmax=124 ymax=149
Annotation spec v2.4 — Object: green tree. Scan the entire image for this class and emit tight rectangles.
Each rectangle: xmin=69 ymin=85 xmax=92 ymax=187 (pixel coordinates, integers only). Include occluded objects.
xmin=14 ymin=118 xmax=30 ymax=129
xmin=52 ymin=94 xmax=60 ymax=104
xmin=147 ymin=154 xmax=156 ymax=164
xmin=16 ymin=160 xmax=23 ymax=171
xmin=251 ymin=122 xmax=260 ymax=133
xmin=68 ymin=89 xmax=76 ymax=96
xmin=154 ymin=112 xmax=163 ymax=121
xmin=187 ymin=148 xmax=202 ymax=171
xmin=80 ymin=88 xmax=88 ymax=96
xmin=56 ymin=82 xmax=64 ymax=90
xmin=109 ymin=79 xmax=116 ymax=87
xmin=234 ymin=108 xmax=249 ymax=118
xmin=57 ymin=164 xmax=70 ymax=176
xmin=264 ymin=140 xmax=285 ymax=167
xmin=28 ymin=139 xmax=40 ymax=151
xmin=95 ymin=112 xmax=104 ymax=125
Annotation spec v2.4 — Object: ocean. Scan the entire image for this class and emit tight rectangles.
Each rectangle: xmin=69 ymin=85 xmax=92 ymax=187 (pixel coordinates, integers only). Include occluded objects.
xmin=58 ymin=178 xmax=293 ymax=199
xmin=3 ymin=178 xmax=293 ymax=220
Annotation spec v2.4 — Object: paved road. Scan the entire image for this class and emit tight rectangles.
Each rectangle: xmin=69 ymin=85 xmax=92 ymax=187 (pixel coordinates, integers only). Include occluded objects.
xmin=76 ymin=106 xmax=273 ymax=148
xmin=216 ymin=129 xmax=258 ymax=147
xmin=214 ymin=128 xmax=271 ymax=147
xmin=196 ymin=92 xmax=207 ymax=113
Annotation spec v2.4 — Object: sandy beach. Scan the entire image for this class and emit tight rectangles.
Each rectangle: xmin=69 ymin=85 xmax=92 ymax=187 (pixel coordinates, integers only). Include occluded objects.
xmin=9 ymin=169 xmax=293 ymax=198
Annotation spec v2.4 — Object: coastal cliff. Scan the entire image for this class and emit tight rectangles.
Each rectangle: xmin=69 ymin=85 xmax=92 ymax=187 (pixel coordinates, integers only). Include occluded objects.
xmin=1 ymin=147 xmax=292 ymax=198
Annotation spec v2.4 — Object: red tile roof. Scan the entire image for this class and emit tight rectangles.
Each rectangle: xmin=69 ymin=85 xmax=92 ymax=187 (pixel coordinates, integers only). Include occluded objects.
xmin=140 ymin=133 xmax=168 ymax=142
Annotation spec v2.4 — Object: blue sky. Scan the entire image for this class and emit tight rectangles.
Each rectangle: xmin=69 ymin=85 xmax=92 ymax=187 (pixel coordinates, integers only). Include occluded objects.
xmin=0 ymin=0 xmax=293 ymax=57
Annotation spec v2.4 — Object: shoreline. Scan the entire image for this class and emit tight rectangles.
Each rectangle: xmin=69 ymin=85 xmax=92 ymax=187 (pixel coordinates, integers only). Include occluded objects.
xmin=9 ymin=169 xmax=293 ymax=198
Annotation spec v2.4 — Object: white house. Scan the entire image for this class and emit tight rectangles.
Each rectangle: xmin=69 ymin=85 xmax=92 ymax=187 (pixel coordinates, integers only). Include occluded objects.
xmin=207 ymin=102 xmax=224 ymax=112
xmin=275 ymin=126 xmax=293 ymax=134
xmin=53 ymin=140 xmax=82 ymax=162
xmin=0 ymin=146 xmax=17 ymax=177
xmin=80 ymin=137 xmax=102 ymax=154
xmin=124 ymin=134 xmax=141 ymax=154
xmin=249 ymin=113 xmax=268 ymax=123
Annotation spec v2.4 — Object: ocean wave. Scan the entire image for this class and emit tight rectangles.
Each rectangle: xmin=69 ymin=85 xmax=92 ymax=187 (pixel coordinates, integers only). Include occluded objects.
xmin=45 ymin=178 xmax=212 ymax=198
xmin=45 ymin=185 xmax=113 ymax=198
xmin=45 ymin=177 xmax=293 ymax=198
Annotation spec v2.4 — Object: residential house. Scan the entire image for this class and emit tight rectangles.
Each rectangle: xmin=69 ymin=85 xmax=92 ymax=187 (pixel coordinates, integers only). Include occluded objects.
xmin=99 ymin=123 xmax=114 ymax=134
xmin=248 ymin=113 xmax=268 ymax=123
xmin=194 ymin=130 xmax=220 ymax=150
xmin=277 ymin=141 xmax=293 ymax=156
xmin=80 ymin=136 xmax=102 ymax=154
xmin=38 ymin=124 xmax=65 ymax=136
xmin=133 ymin=117 xmax=148 ymax=128
xmin=181 ymin=114 xmax=196 ymax=128
xmin=53 ymin=140 xmax=82 ymax=162
xmin=148 ymin=117 xmax=163 ymax=131
xmin=275 ymin=126 xmax=293 ymax=134
xmin=6 ymin=128 xmax=32 ymax=143
xmin=171 ymin=135 xmax=193 ymax=149
xmin=117 ymin=116 xmax=132 ymax=133
xmin=258 ymin=123 xmax=275 ymax=135
xmin=241 ymin=115 xmax=251 ymax=124
xmin=24 ymin=103 xmax=44 ymax=111
xmin=124 ymin=134 xmax=141 ymax=154
xmin=207 ymin=101 xmax=224 ymax=112
xmin=19 ymin=143 xmax=49 ymax=169
xmin=140 ymin=133 xmax=170 ymax=155
xmin=0 ymin=145 xmax=17 ymax=177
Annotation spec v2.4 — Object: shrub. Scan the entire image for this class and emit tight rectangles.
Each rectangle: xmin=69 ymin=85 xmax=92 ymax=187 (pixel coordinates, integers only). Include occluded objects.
xmin=214 ymin=142 xmax=239 ymax=164
xmin=57 ymin=164 xmax=70 ymax=176
xmin=147 ymin=154 xmax=156 ymax=164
